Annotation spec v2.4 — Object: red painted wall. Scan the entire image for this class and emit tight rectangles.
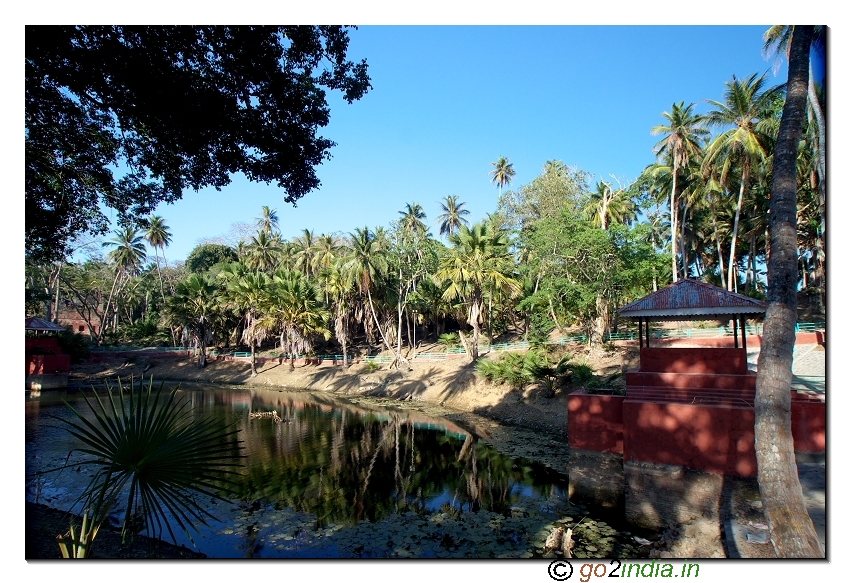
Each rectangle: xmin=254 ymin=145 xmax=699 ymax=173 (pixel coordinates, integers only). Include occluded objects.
xmin=623 ymin=400 xmax=758 ymax=476
xmin=25 ymin=337 xmax=62 ymax=353
xmin=639 ymin=347 xmax=748 ymax=374
xmin=567 ymin=391 xmax=626 ymax=454
xmin=791 ymin=393 xmax=826 ymax=452
xmin=626 ymin=371 xmax=756 ymax=391
xmin=568 ymin=393 xmax=825 ymax=476
xmin=27 ymin=354 xmax=71 ymax=374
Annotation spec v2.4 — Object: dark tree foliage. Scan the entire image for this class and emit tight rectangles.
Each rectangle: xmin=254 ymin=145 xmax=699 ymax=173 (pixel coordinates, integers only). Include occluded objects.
xmin=185 ymin=243 xmax=239 ymax=274
xmin=26 ymin=26 xmax=371 ymax=262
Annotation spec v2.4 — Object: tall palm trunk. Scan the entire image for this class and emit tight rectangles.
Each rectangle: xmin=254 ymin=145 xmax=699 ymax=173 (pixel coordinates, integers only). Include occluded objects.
xmin=727 ymin=167 xmax=748 ymax=291
xmin=754 ymin=25 xmax=822 ymax=558
xmin=367 ymin=289 xmax=408 ymax=368
xmin=670 ymin=170 xmax=679 ymax=282
xmin=709 ymin=194 xmax=726 ymax=280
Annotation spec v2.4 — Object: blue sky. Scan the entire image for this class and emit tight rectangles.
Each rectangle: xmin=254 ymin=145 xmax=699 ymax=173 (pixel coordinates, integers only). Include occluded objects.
xmin=91 ymin=25 xmax=802 ymax=263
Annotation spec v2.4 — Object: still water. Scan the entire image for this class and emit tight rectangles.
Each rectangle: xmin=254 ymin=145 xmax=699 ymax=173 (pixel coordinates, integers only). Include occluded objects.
xmin=26 ymin=384 xmax=644 ymax=558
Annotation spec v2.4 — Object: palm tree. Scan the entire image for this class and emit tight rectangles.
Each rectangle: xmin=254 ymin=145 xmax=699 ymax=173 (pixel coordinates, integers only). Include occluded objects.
xmin=143 ymin=216 xmax=172 ymax=299
xmin=169 ymin=274 xmax=218 ymax=368
xmin=489 ymin=156 xmax=515 ymax=198
xmin=313 ymin=234 xmax=341 ymax=277
xmin=651 ymin=102 xmax=709 ymax=282
xmin=104 ymin=227 xmax=147 ymax=276
xmin=100 ymin=227 xmax=147 ymax=341
xmin=584 ymin=181 xmax=637 ymax=230
xmin=436 ymin=195 xmax=470 ymax=239
xmin=322 ymin=260 xmax=356 ymax=366
xmin=342 ymin=227 xmax=395 ymax=358
xmin=763 ymin=25 xmax=826 ymax=296
xmin=703 ymin=74 xmax=782 ymax=291
xmin=269 ymin=270 xmax=331 ymax=369
xmin=754 ymin=25 xmax=823 ymax=558
xmin=434 ymin=221 xmax=520 ymax=360
xmin=144 ymin=216 xmax=176 ymax=344
xmin=222 ymin=271 xmax=272 ymax=376
xmin=293 ymin=229 xmax=318 ymax=277
xmin=244 ymin=230 xmax=282 ymax=274
xmin=255 ymin=205 xmax=280 ymax=235
xmin=398 ymin=202 xmax=427 ymax=236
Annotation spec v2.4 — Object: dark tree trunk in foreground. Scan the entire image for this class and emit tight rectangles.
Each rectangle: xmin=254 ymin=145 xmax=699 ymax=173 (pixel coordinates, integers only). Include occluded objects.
xmin=754 ymin=25 xmax=823 ymax=558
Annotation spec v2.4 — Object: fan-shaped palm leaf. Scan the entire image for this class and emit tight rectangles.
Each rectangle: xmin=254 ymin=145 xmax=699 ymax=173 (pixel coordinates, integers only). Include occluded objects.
xmin=52 ymin=379 xmax=244 ymax=550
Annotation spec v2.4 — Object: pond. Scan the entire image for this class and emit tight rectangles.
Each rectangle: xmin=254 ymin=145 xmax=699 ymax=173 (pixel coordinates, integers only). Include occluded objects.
xmin=25 ymin=384 xmax=650 ymax=559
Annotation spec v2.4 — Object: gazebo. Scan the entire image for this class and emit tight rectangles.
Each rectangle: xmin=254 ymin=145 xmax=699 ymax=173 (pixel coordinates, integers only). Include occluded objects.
xmin=567 ymin=280 xmax=825 ymax=529
xmin=25 ymin=317 xmax=70 ymax=391
xmin=619 ymin=278 xmax=766 ymax=351
xmin=26 ymin=316 xmax=67 ymax=334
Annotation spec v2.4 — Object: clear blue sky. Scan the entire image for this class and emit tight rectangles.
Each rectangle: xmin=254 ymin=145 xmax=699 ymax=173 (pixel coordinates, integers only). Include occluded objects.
xmin=94 ymin=25 xmax=801 ymax=263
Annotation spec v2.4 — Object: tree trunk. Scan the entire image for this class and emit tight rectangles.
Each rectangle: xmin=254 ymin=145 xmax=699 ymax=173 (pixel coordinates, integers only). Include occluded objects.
xmin=727 ymin=169 xmax=747 ymax=291
xmin=754 ymin=25 xmax=822 ymax=558
xmin=670 ymin=170 xmax=679 ymax=282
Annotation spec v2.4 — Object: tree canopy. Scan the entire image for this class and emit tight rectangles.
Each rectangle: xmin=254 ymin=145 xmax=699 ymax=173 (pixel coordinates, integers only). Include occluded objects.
xmin=25 ymin=25 xmax=371 ymax=262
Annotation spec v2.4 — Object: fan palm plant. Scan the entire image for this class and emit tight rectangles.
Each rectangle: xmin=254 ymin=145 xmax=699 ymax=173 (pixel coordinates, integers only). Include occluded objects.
xmin=52 ymin=379 xmax=244 ymax=556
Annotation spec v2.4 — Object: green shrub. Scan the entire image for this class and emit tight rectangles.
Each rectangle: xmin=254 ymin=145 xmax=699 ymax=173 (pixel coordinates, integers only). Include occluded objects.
xmin=438 ymin=332 xmax=460 ymax=348
xmin=364 ymin=360 xmax=381 ymax=373
xmin=565 ymin=362 xmax=595 ymax=386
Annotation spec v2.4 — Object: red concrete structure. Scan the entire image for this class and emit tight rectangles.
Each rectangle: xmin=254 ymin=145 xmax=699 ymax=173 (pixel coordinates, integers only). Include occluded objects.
xmin=567 ymin=280 xmax=825 ymax=478
xmin=25 ymin=317 xmax=71 ymax=390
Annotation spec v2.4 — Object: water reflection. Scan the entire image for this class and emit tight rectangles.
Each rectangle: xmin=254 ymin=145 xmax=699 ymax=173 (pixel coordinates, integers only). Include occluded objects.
xmin=26 ymin=384 xmax=574 ymax=557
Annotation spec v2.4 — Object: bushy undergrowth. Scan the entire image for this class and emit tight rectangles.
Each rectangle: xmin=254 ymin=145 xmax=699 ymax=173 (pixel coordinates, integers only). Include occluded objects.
xmin=476 ymin=350 xmax=598 ymax=394
xmin=473 ymin=347 xmax=630 ymax=396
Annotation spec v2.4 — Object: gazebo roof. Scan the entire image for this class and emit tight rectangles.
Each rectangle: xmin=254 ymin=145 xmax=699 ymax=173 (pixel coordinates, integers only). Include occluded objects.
xmin=25 ymin=317 xmax=66 ymax=332
xmin=619 ymin=279 xmax=766 ymax=321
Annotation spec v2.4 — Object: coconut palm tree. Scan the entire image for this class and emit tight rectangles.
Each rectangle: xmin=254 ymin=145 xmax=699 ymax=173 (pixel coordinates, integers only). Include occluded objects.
xmin=293 ymin=229 xmax=319 ymax=277
xmin=322 ymin=260 xmax=356 ymax=366
xmin=313 ymin=234 xmax=341 ymax=277
xmin=255 ymin=205 xmax=280 ymax=235
xmin=143 ymin=216 xmax=172 ymax=299
xmin=703 ymin=74 xmax=782 ymax=290
xmin=435 ymin=221 xmax=520 ymax=360
xmin=398 ymin=202 xmax=427 ymax=236
xmin=651 ymin=102 xmax=708 ymax=282
xmin=489 ymin=156 xmax=515 ymax=197
xmin=104 ymin=227 xmax=147 ymax=276
xmin=584 ymin=181 xmax=637 ymax=230
xmin=436 ymin=195 xmax=470 ymax=239
xmin=763 ymin=25 xmax=826 ymax=296
xmin=99 ymin=227 xmax=148 ymax=340
xmin=754 ymin=25 xmax=823 ymax=558
xmin=244 ymin=230 xmax=282 ymax=274
xmin=342 ymin=227 xmax=396 ymax=358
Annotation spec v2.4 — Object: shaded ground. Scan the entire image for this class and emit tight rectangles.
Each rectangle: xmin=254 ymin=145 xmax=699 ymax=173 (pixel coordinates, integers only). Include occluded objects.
xmin=26 ymin=502 xmax=206 ymax=559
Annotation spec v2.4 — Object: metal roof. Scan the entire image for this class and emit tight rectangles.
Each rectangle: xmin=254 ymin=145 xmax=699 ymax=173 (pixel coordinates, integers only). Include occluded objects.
xmin=25 ymin=317 xmax=67 ymax=332
xmin=619 ymin=279 xmax=766 ymax=321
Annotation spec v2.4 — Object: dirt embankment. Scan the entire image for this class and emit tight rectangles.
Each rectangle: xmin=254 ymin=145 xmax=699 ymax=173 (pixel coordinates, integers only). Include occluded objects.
xmin=69 ymin=343 xmax=640 ymax=439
